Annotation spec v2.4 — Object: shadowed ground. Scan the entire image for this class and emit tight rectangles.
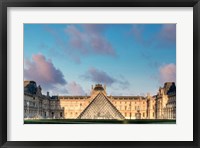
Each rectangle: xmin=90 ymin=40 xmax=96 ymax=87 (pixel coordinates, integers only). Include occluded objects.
xmin=24 ymin=119 xmax=176 ymax=124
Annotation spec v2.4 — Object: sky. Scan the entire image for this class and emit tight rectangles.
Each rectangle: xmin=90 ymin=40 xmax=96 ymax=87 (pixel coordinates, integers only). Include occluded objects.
xmin=24 ymin=24 xmax=176 ymax=96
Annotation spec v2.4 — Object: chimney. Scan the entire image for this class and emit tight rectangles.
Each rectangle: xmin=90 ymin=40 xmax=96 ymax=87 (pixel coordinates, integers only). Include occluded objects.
xmin=47 ymin=92 xmax=49 ymax=97
xmin=104 ymin=84 xmax=106 ymax=90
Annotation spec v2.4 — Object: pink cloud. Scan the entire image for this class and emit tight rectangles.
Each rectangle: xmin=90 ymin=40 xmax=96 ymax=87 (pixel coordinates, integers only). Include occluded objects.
xmin=45 ymin=25 xmax=116 ymax=63
xmin=130 ymin=24 xmax=176 ymax=48
xmin=82 ymin=67 xmax=116 ymax=86
xmin=90 ymin=35 xmax=115 ymax=55
xmin=159 ymin=63 xmax=176 ymax=84
xmin=65 ymin=24 xmax=116 ymax=56
xmin=81 ymin=67 xmax=130 ymax=89
xmin=67 ymin=81 xmax=85 ymax=96
xmin=159 ymin=24 xmax=176 ymax=43
xmin=44 ymin=25 xmax=81 ymax=64
xmin=65 ymin=25 xmax=88 ymax=54
xmin=24 ymin=54 xmax=67 ymax=90
xmin=82 ymin=24 xmax=106 ymax=34
xmin=131 ymin=25 xmax=145 ymax=43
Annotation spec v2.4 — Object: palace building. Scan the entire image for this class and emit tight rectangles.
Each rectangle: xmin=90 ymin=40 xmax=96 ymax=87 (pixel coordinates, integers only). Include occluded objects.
xmin=24 ymin=81 xmax=176 ymax=120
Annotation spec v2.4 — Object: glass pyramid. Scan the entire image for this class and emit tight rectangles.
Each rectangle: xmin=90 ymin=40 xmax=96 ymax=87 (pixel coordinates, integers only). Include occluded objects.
xmin=77 ymin=92 xmax=125 ymax=120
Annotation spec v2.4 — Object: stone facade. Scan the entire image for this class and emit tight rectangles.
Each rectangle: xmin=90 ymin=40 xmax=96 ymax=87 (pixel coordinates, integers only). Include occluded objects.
xmin=24 ymin=81 xmax=176 ymax=120
xmin=24 ymin=81 xmax=64 ymax=119
xmin=155 ymin=82 xmax=176 ymax=119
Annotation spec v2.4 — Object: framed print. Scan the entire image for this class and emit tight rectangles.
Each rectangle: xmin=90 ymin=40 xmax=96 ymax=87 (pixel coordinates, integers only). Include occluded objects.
xmin=0 ymin=0 xmax=200 ymax=148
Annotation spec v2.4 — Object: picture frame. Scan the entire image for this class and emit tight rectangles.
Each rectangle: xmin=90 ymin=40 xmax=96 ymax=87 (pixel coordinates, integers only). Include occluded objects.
xmin=0 ymin=0 xmax=199 ymax=147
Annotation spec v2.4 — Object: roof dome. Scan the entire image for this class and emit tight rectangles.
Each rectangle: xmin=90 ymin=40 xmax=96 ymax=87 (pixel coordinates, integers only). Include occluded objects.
xmin=93 ymin=84 xmax=104 ymax=91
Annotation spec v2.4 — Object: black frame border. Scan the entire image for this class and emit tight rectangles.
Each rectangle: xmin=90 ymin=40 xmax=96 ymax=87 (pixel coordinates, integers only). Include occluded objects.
xmin=0 ymin=0 xmax=199 ymax=148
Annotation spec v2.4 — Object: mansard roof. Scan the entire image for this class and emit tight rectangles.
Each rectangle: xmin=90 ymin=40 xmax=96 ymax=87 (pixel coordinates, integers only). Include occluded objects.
xmin=24 ymin=81 xmax=37 ymax=95
xmin=24 ymin=80 xmax=36 ymax=87
xmin=56 ymin=95 xmax=146 ymax=100
xmin=110 ymin=96 xmax=146 ymax=100
xmin=164 ymin=82 xmax=176 ymax=95
xmin=93 ymin=84 xmax=105 ymax=91
xmin=58 ymin=96 xmax=90 ymax=99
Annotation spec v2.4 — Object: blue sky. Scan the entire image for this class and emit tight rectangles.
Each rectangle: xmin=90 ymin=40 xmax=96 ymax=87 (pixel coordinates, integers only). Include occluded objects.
xmin=24 ymin=24 xmax=176 ymax=96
